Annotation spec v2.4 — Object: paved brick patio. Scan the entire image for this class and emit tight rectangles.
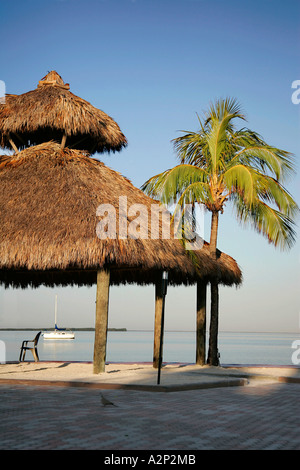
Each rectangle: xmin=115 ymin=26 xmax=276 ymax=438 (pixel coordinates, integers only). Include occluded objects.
xmin=0 ymin=381 xmax=299 ymax=450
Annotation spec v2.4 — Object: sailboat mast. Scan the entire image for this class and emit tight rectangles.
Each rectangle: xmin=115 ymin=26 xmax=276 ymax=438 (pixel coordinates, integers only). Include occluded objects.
xmin=55 ymin=294 xmax=58 ymax=329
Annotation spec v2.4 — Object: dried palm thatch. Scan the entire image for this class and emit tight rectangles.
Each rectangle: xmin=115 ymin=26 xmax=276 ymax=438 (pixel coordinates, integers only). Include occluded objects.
xmin=0 ymin=142 xmax=242 ymax=288
xmin=0 ymin=71 xmax=127 ymax=154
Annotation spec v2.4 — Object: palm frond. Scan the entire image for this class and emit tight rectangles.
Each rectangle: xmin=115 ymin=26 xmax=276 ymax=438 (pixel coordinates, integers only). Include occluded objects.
xmin=141 ymin=171 xmax=168 ymax=200
xmin=175 ymin=181 xmax=212 ymax=207
xmin=205 ymin=97 xmax=246 ymax=124
xmin=142 ymin=164 xmax=208 ymax=205
xmin=172 ymin=131 xmax=210 ymax=167
xmin=223 ymin=164 xmax=260 ymax=205
xmin=229 ymin=145 xmax=295 ymax=181
xmin=256 ymin=175 xmax=299 ymax=217
xmin=233 ymin=194 xmax=297 ymax=250
xmin=205 ymin=98 xmax=246 ymax=172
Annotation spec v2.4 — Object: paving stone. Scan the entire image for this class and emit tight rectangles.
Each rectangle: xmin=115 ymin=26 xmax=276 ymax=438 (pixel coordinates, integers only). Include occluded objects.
xmin=0 ymin=382 xmax=299 ymax=450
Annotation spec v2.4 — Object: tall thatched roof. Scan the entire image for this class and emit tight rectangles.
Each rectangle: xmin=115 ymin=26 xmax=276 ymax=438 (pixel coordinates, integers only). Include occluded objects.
xmin=0 ymin=71 xmax=127 ymax=154
xmin=0 ymin=142 xmax=241 ymax=288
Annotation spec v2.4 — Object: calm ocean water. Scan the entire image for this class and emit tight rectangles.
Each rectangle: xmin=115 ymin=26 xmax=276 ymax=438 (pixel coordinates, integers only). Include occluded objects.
xmin=1 ymin=330 xmax=299 ymax=366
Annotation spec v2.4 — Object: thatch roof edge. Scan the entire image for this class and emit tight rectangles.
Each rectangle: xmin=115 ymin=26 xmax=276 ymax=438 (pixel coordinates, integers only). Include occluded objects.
xmin=0 ymin=72 xmax=127 ymax=154
xmin=0 ymin=142 xmax=242 ymax=288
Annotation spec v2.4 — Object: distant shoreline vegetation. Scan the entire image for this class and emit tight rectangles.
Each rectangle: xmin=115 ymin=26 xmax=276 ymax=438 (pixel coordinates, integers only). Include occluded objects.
xmin=0 ymin=328 xmax=127 ymax=332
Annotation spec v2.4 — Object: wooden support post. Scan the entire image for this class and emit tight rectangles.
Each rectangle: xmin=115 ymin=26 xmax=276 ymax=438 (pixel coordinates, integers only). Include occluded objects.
xmin=207 ymin=282 xmax=220 ymax=366
xmin=8 ymin=134 xmax=18 ymax=154
xmin=196 ymin=281 xmax=207 ymax=365
xmin=61 ymin=133 xmax=67 ymax=149
xmin=93 ymin=268 xmax=110 ymax=374
xmin=153 ymin=278 xmax=163 ymax=369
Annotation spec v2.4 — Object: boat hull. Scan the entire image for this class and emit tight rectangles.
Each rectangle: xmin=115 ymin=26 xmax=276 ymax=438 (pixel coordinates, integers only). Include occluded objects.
xmin=43 ymin=331 xmax=75 ymax=340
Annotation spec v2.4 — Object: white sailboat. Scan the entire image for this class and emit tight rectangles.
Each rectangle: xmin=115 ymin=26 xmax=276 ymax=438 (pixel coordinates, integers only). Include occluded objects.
xmin=43 ymin=295 xmax=75 ymax=340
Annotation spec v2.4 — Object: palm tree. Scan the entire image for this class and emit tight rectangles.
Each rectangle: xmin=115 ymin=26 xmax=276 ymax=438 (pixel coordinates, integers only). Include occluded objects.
xmin=142 ymin=97 xmax=298 ymax=366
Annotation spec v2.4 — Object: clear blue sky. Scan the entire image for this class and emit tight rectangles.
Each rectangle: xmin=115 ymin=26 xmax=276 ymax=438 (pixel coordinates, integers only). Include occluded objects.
xmin=0 ymin=0 xmax=299 ymax=332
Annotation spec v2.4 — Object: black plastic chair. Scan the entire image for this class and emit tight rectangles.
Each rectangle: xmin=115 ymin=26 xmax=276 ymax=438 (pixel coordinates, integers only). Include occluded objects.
xmin=19 ymin=331 xmax=41 ymax=362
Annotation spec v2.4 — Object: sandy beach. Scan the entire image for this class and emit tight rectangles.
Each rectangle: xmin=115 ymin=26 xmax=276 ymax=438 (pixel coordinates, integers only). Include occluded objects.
xmin=0 ymin=361 xmax=299 ymax=392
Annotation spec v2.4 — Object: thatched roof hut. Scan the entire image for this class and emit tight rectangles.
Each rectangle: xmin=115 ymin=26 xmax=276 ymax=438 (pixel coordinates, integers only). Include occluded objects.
xmin=0 ymin=142 xmax=241 ymax=289
xmin=0 ymin=71 xmax=127 ymax=154
xmin=0 ymin=71 xmax=242 ymax=372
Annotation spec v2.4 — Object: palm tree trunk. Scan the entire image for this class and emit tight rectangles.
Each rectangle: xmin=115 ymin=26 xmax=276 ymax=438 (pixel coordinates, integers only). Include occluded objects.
xmin=209 ymin=210 xmax=219 ymax=260
xmin=207 ymin=210 xmax=220 ymax=366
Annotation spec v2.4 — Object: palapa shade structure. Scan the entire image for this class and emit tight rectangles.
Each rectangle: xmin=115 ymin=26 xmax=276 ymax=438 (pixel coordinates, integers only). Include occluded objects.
xmin=0 ymin=142 xmax=242 ymax=370
xmin=0 ymin=71 xmax=127 ymax=154
xmin=0 ymin=142 xmax=241 ymax=288
xmin=0 ymin=72 xmax=242 ymax=373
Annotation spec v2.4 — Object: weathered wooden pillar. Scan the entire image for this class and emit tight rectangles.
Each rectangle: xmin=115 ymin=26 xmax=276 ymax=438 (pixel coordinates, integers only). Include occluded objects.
xmin=8 ymin=134 xmax=19 ymax=154
xmin=93 ymin=268 xmax=110 ymax=374
xmin=207 ymin=281 xmax=220 ymax=366
xmin=153 ymin=278 xmax=163 ymax=369
xmin=61 ymin=133 xmax=67 ymax=149
xmin=196 ymin=280 xmax=207 ymax=365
